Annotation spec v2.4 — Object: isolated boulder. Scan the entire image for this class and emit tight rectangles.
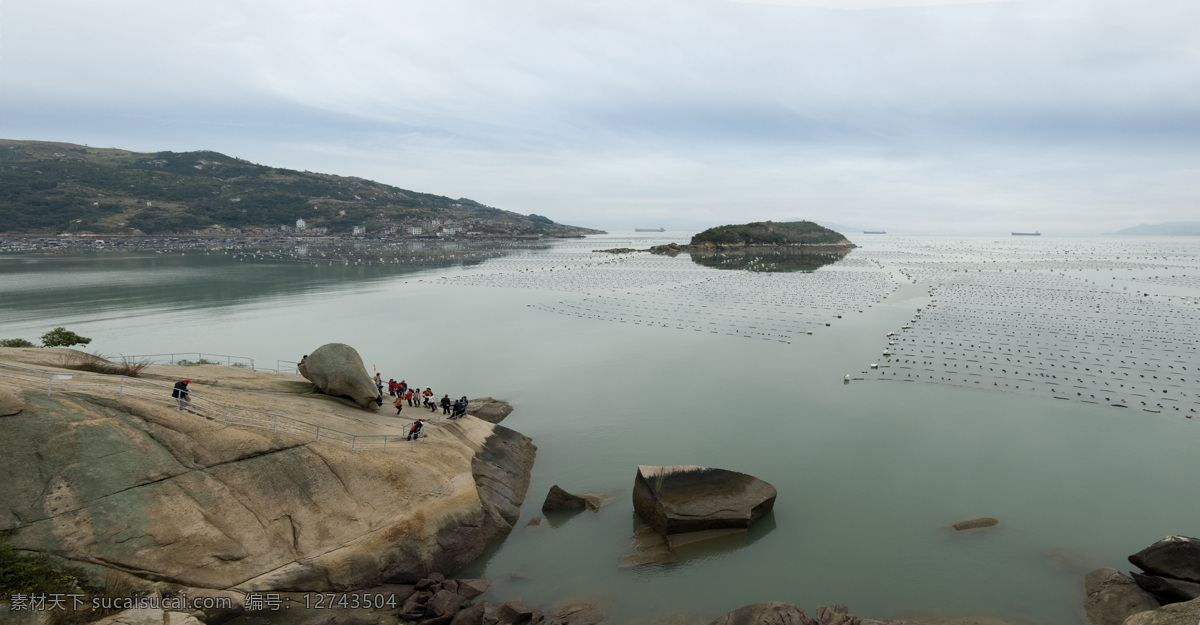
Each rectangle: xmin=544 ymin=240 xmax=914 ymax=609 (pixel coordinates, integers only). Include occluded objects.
xmin=708 ymin=602 xmax=817 ymax=625
xmin=542 ymin=485 xmax=600 ymax=512
xmin=632 ymin=465 xmax=776 ymax=536
xmin=1082 ymin=568 xmax=1160 ymax=625
xmin=298 ymin=343 xmax=381 ymax=409
xmin=1130 ymin=536 xmax=1200 ymax=584
xmin=465 ymin=397 xmax=513 ymax=423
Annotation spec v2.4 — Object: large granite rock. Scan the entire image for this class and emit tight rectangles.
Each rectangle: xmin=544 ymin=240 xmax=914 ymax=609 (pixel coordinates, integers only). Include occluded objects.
xmin=1130 ymin=536 xmax=1200 ymax=584
xmin=1122 ymin=597 xmax=1200 ymax=625
xmin=1082 ymin=568 xmax=1160 ymax=625
xmin=632 ymin=465 xmax=776 ymax=536
xmin=465 ymin=397 xmax=514 ymax=424
xmin=0 ymin=386 xmax=535 ymax=592
xmin=298 ymin=343 xmax=381 ymax=410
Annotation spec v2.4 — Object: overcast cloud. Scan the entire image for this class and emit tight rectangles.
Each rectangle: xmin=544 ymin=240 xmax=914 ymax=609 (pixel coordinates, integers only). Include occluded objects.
xmin=2 ymin=0 xmax=1197 ymax=233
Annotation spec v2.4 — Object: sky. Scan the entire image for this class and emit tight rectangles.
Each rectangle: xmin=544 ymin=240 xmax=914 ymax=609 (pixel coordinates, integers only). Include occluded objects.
xmin=2 ymin=0 xmax=1198 ymax=234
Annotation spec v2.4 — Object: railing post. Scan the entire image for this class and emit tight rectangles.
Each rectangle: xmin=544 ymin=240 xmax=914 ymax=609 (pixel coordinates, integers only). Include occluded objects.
xmin=315 ymin=426 xmax=320 ymax=442
xmin=119 ymin=376 xmax=124 ymax=398
xmin=223 ymin=406 xmax=228 ymax=425
xmin=46 ymin=374 xmax=53 ymax=396
xmin=351 ymin=438 xmax=356 ymax=452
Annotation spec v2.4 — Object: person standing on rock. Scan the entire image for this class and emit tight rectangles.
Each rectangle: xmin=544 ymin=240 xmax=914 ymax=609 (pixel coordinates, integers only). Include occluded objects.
xmin=441 ymin=394 xmax=451 ymax=415
xmin=374 ymin=372 xmax=383 ymax=395
xmin=172 ymin=379 xmax=191 ymax=411
xmin=407 ymin=418 xmax=424 ymax=441
xmin=405 ymin=388 xmax=415 ymax=407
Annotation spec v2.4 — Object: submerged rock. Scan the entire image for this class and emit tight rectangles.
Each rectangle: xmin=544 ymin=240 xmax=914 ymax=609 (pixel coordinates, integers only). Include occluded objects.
xmin=951 ymin=517 xmax=1000 ymax=531
xmin=632 ymin=465 xmax=776 ymax=536
xmin=298 ymin=343 xmax=381 ymax=410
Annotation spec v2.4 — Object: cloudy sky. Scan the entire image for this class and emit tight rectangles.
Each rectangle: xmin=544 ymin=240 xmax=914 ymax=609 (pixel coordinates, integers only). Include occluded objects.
xmin=2 ymin=0 xmax=1197 ymax=233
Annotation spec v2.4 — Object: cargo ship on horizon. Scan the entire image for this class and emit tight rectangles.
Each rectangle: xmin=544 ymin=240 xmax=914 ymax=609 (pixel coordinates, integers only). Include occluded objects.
xmin=1012 ymin=232 xmax=1041 ymax=236
xmin=635 ymin=227 xmax=666 ymax=232
xmin=862 ymin=230 xmax=887 ymax=234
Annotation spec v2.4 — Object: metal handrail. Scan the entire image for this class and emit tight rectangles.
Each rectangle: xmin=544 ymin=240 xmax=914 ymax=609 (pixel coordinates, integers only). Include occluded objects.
xmin=0 ymin=361 xmax=426 ymax=452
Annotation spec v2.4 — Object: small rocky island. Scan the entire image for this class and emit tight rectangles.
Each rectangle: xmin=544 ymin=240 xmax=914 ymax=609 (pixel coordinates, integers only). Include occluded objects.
xmin=650 ymin=220 xmax=855 ymax=254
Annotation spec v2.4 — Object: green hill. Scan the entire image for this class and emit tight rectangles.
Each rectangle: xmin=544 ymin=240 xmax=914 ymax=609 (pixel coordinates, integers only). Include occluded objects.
xmin=690 ymin=220 xmax=852 ymax=247
xmin=0 ymin=139 xmax=602 ymax=236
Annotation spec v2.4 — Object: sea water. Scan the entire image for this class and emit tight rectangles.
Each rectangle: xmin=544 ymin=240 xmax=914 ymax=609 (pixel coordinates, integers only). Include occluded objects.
xmin=2 ymin=233 xmax=1199 ymax=625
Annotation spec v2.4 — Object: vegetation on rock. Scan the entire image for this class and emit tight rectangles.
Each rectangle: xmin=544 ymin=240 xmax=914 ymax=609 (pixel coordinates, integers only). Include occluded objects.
xmin=40 ymin=327 xmax=91 ymax=348
xmin=690 ymin=220 xmax=850 ymax=246
xmin=0 ymin=139 xmax=601 ymax=236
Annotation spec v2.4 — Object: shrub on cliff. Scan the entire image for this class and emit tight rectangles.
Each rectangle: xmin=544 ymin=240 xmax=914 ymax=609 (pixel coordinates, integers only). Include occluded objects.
xmin=40 ymin=327 xmax=91 ymax=348
xmin=0 ymin=338 xmax=35 ymax=347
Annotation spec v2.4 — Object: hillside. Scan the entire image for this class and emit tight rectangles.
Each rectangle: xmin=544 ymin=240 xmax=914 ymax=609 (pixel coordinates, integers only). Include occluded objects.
xmin=690 ymin=220 xmax=853 ymax=247
xmin=0 ymin=139 xmax=602 ymax=236
xmin=1110 ymin=221 xmax=1200 ymax=236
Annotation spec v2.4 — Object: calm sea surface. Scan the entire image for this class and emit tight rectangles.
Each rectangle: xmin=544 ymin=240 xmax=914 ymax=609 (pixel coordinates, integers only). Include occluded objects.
xmin=3 ymin=233 xmax=1200 ymax=624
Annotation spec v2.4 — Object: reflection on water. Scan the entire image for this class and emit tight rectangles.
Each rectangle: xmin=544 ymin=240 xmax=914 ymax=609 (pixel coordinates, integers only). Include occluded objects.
xmin=687 ymin=248 xmax=848 ymax=272
xmin=0 ymin=239 xmax=546 ymax=321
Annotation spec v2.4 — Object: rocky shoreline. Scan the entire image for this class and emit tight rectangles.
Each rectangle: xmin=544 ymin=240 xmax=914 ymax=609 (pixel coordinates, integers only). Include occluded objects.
xmin=3 ymin=350 xmax=1199 ymax=625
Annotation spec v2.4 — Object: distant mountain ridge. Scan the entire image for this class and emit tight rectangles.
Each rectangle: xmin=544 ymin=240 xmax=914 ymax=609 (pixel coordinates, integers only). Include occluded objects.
xmin=1110 ymin=221 xmax=1200 ymax=236
xmin=0 ymin=139 xmax=602 ymax=236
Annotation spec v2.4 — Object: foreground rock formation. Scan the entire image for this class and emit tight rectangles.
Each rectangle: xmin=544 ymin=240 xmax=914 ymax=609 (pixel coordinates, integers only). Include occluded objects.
xmin=632 ymin=465 xmax=776 ymax=536
xmin=0 ymin=355 xmax=535 ymax=593
xmin=709 ymin=602 xmax=909 ymax=625
xmin=1084 ymin=535 xmax=1200 ymax=625
xmin=1129 ymin=536 xmax=1200 ymax=603
xmin=298 ymin=342 xmax=382 ymax=409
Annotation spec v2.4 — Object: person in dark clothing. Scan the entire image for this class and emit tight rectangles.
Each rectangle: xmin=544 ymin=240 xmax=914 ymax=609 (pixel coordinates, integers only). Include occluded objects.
xmin=451 ymin=396 xmax=468 ymax=419
xmin=407 ymin=419 xmax=424 ymax=441
xmin=440 ymin=394 xmax=451 ymax=414
xmin=172 ymin=379 xmax=191 ymax=411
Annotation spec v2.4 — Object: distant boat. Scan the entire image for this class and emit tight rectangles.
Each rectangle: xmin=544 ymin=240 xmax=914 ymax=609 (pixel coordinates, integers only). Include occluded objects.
xmin=635 ymin=228 xmax=665 ymax=232
xmin=1012 ymin=232 xmax=1041 ymax=236
xmin=862 ymin=231 xmax=887 ymax=234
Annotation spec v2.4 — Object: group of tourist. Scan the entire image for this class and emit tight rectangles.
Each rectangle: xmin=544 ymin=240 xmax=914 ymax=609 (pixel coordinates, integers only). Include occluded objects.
xmin=372 ymin=375 xmax=471 ymax=441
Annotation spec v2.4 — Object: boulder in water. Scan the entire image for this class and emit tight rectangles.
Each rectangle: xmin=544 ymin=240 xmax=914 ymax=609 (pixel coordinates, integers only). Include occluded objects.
xmin=707 ymin=602 xmax=817 ymax=625
xmin=632 ymin=465 xmax=776 ymax=536
xmin=298 ymin=343 xmax=381 ymax=410
xmin=542 ymin=485 xmax=600 ymax=512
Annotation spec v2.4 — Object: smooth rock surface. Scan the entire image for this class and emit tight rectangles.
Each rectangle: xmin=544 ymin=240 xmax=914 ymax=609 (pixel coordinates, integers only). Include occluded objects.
xmin=1121 ymin=597 xmax=1200 ymax=625
xmin=0 ymin=378 xmax=535 ymax=592
xmin=298 ymin=343 xmax=381 ymax=409
xmin=1083 ymin=568 xmax=1160 ymax=625
xmin=632 ymin=465 xmax=776 ymax=536
xmin=0 ymin=385 xmax=24 ymax=416
xmin=1129 ymin=536 xmax=1200 ymax=584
